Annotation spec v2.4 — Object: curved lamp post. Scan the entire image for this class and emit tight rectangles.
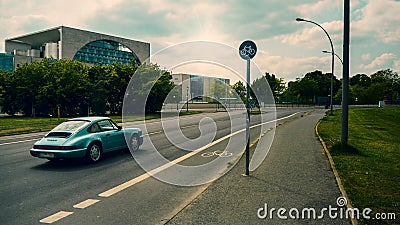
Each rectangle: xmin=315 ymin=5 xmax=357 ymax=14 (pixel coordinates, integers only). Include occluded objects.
xmin=296 ymin=18 xmax=334 ymax=114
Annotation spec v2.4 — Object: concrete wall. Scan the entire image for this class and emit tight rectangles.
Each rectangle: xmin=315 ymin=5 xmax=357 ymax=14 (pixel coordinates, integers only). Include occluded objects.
xmin=14 ymin=55 xmax=41 ymax=69
xmin=5 ymin=41 xmax=31 ymax=53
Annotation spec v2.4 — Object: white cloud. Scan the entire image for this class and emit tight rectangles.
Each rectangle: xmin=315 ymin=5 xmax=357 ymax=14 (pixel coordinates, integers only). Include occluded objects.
xmin=254 ymin=50 xmax=333 ymax=81
xmin=353 ymin=0 xmax=400 ymax=43
xmin=0 ymin=0 xmax=127 ymax=50
xmin=394 ymin=60 xmax=400 ymax=72
xmin=292 ymin=0 xmax=341 ymax=17
xmin=277 ymin=20 xmax=342 ymax=48
xmin=359 ymin=53 xmax=397 ymax=71
xmin=361 ymin=53 xmax=371 ymax=61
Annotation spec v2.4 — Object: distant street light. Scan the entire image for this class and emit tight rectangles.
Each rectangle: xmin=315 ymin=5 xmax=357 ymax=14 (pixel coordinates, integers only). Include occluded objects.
xmin=186 ymin=86 xmax=189 ymax=112
xmin=296 ymin=18 xmax=335 ymax=115
xmin=323 ymin=50 xmax=343 ymax=65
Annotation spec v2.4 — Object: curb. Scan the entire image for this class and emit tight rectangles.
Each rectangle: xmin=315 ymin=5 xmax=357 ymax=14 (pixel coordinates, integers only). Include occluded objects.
xmin=315 ymin=119 xmax=358 ymax=225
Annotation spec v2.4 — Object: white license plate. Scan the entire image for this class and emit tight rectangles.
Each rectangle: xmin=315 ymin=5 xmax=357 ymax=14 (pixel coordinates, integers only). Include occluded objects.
xmin=39 ymin=153 xmax=54 ymax=158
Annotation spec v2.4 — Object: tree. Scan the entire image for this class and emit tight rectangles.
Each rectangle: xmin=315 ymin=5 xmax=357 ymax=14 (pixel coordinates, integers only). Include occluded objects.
xmin=264 ymin=72 xmax=285 ymax=97
xmin=0 ymin=69 xmax=18 ymax=115
xmin=350 ymin=74 xmax=371 ymax=87
xmin=231 ymin=80 xmax=246 ymax=103
xmin=370 ymin=69 xmax=399 ymax=103
xmin=0 ymin=70 xmax=5 ymax=106
xmin=124 ymin=63 xmax=175 ymax=114
xmin=88 ymin=62 xmax=137 ymax=115
xmin=282 ymin=70 xmax=341 ymax=104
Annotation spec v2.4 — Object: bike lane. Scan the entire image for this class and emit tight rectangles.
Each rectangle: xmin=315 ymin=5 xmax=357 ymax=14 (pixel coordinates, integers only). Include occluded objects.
xmin=167 ymin=109 xmax=350 ymax=225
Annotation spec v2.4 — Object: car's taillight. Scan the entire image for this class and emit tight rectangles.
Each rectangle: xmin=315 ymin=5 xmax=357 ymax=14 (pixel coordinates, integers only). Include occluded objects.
xmin=60 ymin=146 xmax=77 ymax=150
xmin=33 ymin=145 xmax=76 ymax=150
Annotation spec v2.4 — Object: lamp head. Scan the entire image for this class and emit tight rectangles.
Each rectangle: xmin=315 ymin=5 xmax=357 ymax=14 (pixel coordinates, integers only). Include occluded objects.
xmin=296 ymin=18 xmax=305 ymax=22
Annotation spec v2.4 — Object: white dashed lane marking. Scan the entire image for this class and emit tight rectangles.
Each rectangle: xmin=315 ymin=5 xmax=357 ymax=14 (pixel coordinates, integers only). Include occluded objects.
xmin=39 ymin=211 xmax=74 ymax=224
xmin=73 ymin=199 xmax=100 ymax=209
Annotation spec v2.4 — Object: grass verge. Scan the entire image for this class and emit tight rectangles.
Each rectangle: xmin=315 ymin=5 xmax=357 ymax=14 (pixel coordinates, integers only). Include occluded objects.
xmin=318 ymin=107 xmax=400 ymax=225
xmin=0 ymin=111 xmax=203 ymax=137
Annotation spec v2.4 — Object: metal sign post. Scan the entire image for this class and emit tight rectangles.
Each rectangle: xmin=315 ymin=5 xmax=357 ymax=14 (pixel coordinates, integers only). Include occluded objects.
xmin=239 ymin=40 xmax=257 ymax=176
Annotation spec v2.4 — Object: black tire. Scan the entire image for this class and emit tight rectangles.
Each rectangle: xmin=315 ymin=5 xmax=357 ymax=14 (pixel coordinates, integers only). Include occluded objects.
xmin=86 ymin=142 xmax=102 ymax=163
xmin=129 ymin=134 xmax=140 ymax=153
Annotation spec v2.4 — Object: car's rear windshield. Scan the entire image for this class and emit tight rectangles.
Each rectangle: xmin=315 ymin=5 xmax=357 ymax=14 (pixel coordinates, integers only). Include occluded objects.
xmin=52 ymin=120 xmax=90 ymax=132
xmin=46 ymin=132 xmax=72 ymax=138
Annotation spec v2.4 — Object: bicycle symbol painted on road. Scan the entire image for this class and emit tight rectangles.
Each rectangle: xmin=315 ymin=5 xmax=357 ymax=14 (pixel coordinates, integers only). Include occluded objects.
xmin=201 ymin=150 xmax=233 ymax=158
xmin=240 ymin=45 xmax=256 ymax=57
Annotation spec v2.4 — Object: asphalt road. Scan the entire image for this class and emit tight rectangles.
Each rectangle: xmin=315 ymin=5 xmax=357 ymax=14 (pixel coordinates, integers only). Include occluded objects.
xmin=0 ymin=108 xmax=311 ymax=225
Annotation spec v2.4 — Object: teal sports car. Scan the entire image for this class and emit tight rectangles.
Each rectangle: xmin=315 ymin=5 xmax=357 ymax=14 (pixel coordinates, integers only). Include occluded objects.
xmin=30 ymin=117 xmax=142 ymax=162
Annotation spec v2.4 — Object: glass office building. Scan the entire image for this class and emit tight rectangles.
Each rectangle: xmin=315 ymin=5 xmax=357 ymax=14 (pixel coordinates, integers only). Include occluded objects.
xmin=73 ymin=40 xmax=139 ymax=65
xmin=172 ymin=73 xmax=230 ymax=102
xmin=2 ymin=26 xmax=149 ymax=71
xmin=0 ymin=53 xmax=14 ymax=71
xmin=189 ymin=75 xmax=204 ymax=99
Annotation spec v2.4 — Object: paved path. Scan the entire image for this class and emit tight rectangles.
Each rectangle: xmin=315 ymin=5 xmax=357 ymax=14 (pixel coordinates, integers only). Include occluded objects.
xmin=167 ymin=109 xmax=350 ymax=224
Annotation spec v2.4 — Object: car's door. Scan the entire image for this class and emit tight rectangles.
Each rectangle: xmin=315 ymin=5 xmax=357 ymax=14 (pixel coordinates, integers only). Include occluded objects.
xmin=97 ymin=119 xmax=125 ymax=151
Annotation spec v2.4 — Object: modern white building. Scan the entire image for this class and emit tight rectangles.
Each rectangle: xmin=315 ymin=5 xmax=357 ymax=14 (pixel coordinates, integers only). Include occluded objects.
xmin=171 ymin=73 xmax=230 ymax=102
xmin=1 ymin=26 xmax=150 ymax=71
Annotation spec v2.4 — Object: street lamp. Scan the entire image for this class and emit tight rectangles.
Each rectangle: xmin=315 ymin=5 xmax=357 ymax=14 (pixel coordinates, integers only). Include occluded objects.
xmin=323 ymin=50 xmax=342 ymax=107
xmin=322 ymin=50 xmax=343 ymax=64
xmin=296 ymin=18 xmax=335 ymax=115
xmin=186 ymin=86 xmax=189 ymax=112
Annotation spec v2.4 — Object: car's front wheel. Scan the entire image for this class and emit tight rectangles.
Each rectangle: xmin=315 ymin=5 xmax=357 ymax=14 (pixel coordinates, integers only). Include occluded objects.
xmin=86 ymin=142 xmax=102 ymax=163
xmin=129 ymin=134 xmax=140 ymax=153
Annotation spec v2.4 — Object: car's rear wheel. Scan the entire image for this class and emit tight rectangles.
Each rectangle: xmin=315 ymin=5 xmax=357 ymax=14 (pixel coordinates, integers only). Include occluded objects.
xmin=129 ymin=134 xmax=140 ymax=153
xmin=87 ymin=142 xmax=102 ymax=162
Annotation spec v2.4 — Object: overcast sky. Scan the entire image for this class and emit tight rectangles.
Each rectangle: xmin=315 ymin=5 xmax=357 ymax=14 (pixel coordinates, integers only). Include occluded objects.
xmin=0 ymin=0 xmax=399 ymax=83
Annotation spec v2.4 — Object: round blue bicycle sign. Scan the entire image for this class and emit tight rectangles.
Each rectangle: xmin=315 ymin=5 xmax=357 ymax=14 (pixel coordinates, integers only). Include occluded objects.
xmin=239 ymin=40 xmax=257 ymax=60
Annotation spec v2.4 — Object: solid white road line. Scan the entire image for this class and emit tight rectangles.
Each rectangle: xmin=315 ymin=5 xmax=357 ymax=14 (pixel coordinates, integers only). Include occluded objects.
xmin=0 ymin=132 xmax=47 ymax=141
xmin=0 ymin=138 xmax=38 ymax=146
xmin=39 ymin=211 xmax=74 ymax=224
xmin=73 ymin=199 xmax=100 ymax=209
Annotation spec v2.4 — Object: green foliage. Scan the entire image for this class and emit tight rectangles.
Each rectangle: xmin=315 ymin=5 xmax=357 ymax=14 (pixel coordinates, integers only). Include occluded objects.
xmin=0 ymin=69 xmax=11 ymax=111
xmin=231 ymin=80 xmax=246 ymax=103
xmin=283 ymin=70 xmax=340 ymax=102
xmin=124 ymin=63 xmax=175 ymax=114
xmin=318 ymin=107 xmax=400 ymax=225
xmin=349 ymin=69 xmax=399 ymax=104
xmin=232 ymin=72 xmax=285 ymax=106
xmin=281 ymin=69 xmax=399 ymax=105
xmin=0 ymin=59 xmax=173 ymax=116
xmin=264 ymin=72 xmax=285 ymax=97
xmin=88 ymin=62 xmax=136 ymax=115
xmin=212 ymin=79 xmax=228 ymax=100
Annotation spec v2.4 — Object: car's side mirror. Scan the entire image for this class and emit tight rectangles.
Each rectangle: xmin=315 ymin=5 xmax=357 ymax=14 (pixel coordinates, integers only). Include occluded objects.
xmin=117 ymin=125 xmax=122 ymax=130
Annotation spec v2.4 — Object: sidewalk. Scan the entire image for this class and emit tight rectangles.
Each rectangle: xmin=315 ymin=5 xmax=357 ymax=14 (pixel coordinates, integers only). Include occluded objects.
xmin=167 ymin=109 xmax=350 ymax=224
